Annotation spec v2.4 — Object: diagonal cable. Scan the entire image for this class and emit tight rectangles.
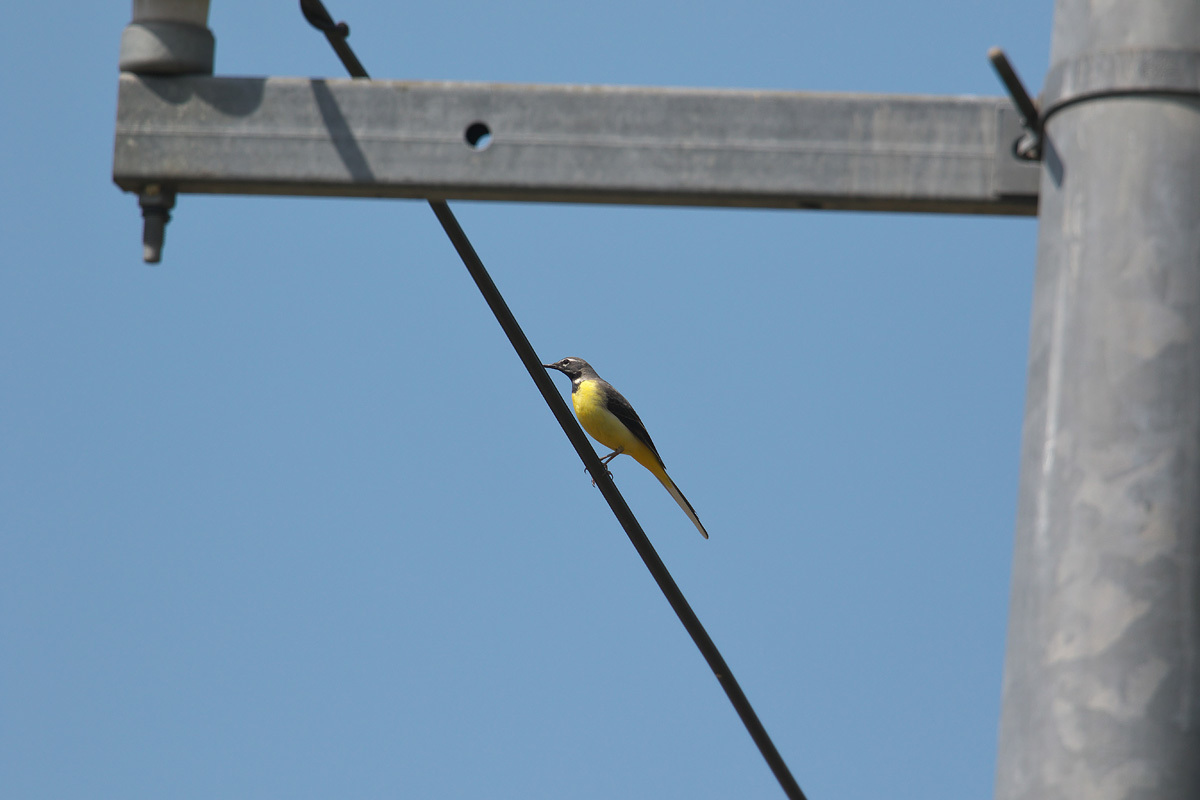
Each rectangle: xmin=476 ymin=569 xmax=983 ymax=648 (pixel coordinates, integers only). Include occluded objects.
xmin=299 ymin=5 xmax=807 ymax=798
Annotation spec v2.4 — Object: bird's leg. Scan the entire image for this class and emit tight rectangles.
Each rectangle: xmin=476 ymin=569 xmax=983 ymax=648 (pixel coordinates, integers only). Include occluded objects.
xmin=599 ymin=447 xmax=624 ymax=465
xmin=588 ymin=448 xmax=623 ymax=487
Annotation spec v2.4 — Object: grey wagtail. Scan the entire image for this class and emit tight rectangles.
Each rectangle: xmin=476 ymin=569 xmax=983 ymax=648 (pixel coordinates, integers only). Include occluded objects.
xmin=544 ymin=357 xmax=709 ymax=539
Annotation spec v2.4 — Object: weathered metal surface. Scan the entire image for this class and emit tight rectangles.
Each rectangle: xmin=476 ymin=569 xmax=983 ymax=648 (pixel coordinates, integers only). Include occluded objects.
xmin=113 ymin=74 xmax=1039 ymax=214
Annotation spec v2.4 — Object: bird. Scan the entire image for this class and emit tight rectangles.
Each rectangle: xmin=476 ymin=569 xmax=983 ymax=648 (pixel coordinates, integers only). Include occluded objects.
xmin=543 ymin=356 xmax=709 ymax=539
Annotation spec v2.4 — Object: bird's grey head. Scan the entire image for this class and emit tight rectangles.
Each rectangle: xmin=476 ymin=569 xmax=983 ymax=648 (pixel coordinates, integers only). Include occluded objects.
xmin=543 ymin=357 xmax=598 ymax=382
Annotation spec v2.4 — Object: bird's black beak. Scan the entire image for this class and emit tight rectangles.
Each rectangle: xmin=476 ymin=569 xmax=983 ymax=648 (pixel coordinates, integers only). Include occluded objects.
xmin=543 ymin=362 xmax=562 ymax=372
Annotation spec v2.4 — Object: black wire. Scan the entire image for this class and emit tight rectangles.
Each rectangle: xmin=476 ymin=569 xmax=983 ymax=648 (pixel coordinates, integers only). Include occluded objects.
xmin=300 ymin=6 xmax=808 ymax=798
xmin=429 ymin=203 xmax=808 ymax=800
xmin=300 ymin=0 xmax=368 ymax=78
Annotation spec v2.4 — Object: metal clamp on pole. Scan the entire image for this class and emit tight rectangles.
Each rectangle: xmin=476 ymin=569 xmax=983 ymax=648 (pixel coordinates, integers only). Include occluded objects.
xmin=988 ymin=47 xmax=1042 ymax=161
xmin=1038 ymin=49 xmax=1200 ymax=126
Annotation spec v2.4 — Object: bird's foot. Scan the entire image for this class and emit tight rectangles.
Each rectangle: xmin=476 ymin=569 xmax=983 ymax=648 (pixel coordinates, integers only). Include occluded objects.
xmin=587 ymin=464 xmax=614 ymax=487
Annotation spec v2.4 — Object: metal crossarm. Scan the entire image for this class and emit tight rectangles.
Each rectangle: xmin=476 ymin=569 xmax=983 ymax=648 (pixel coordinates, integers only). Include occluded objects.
xmin=113 ymin=74 xmax=1038 ymax=215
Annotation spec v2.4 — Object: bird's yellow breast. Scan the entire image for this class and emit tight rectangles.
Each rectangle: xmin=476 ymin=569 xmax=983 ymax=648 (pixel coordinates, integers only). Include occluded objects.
xmin=572 ymin=380 xmax=627 ymax=450
xmin=572 ymin=379 xmax=661 ymax=474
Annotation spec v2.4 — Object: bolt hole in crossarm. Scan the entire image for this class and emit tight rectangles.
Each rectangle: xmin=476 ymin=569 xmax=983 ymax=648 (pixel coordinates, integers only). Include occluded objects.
xmin=464 ymin=121 xmax=493 ymax=150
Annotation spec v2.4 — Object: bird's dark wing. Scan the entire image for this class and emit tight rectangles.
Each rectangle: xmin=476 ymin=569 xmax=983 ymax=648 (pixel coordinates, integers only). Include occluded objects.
xmin=601 ymin=381 xmax=666 ymax=467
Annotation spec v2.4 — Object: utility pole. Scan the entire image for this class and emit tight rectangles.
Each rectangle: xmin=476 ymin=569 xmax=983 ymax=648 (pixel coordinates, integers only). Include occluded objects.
xmin=994 ymin=1 xmax=1200 ymax=798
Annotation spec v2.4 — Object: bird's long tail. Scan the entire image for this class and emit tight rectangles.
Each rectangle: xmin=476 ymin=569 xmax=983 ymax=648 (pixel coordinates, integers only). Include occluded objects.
xmin=651 ymin=468 xmax=709 ymax=539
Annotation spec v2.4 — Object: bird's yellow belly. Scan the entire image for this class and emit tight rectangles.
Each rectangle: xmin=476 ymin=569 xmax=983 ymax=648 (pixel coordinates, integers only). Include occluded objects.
xmin=572 ymin=380 xmax=662 ymax=475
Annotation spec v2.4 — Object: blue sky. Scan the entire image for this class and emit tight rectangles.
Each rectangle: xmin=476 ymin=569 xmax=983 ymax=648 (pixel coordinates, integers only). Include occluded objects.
xmin=2 ymin=2 xmax=1049 ymax=798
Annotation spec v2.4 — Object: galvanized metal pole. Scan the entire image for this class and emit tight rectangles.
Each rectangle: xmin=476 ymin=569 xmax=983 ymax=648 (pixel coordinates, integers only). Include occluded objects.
xmin=995 ymin=1 xmax=1200 ymax=798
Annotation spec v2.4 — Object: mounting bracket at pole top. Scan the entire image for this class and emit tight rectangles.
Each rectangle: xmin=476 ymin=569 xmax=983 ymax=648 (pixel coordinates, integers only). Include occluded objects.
xmin=988 ymin=47 xmax=1042 ymax=162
